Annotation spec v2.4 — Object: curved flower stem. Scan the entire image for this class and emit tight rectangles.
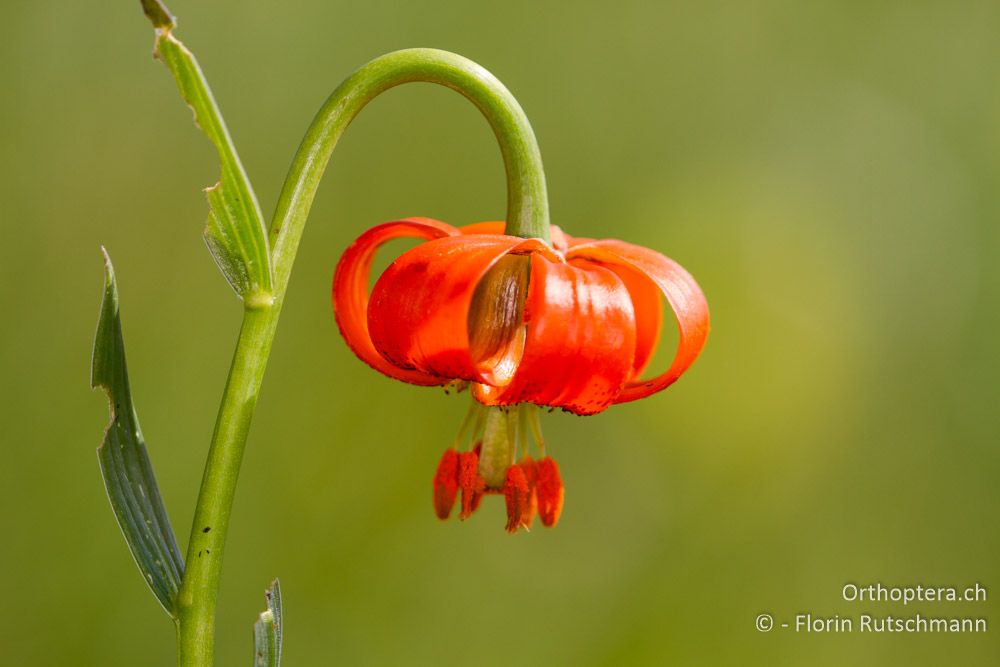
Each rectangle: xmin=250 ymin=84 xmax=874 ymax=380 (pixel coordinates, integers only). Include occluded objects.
xmin=270 ymin=47 xmax=551 ymax=283
xmin=175 ymin=48 xmax=550 ymax=666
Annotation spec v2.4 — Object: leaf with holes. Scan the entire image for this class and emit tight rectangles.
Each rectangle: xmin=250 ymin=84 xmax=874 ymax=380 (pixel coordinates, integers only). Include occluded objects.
xmin=143 ymin=0 xmax=273 ymax=301
xmin=253 ymin=579 xmax=283 ymax=667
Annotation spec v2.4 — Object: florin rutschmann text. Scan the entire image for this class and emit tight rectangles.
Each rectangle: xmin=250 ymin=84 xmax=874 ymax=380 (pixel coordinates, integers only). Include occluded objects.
xmin=755 ymin=582 xmax=988 ymax=635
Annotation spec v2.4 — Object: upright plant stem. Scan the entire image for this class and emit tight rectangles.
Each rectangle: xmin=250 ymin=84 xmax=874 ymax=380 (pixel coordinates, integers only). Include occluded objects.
xmin=176 ymin=306 xmax=276 ymax=666
xmin=174 ymin=48 xmax=551 ymax=666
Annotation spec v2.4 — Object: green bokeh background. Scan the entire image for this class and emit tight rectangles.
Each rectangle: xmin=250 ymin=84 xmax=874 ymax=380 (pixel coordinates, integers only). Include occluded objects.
xmin=2 ymin=1 xmax=998 ymax=665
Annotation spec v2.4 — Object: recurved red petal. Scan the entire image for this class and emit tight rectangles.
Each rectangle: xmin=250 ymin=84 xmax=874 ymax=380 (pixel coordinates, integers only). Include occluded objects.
xmin=567 ymin=239 xmax=709 ymax=403
xmin=457 ymin=221 xmax=506 ymax=236
xmin=457 ymin=221 xmax=573 ymax=252
xmin=367 ymin=234 xmax=554 ymax=384
xmin=333 ymin=218 xmax=458 ymax=385
xmin=474 ymin=255 xmax=637 ymax=415
xmin=576 ymin=257 xmax=663 ymax=378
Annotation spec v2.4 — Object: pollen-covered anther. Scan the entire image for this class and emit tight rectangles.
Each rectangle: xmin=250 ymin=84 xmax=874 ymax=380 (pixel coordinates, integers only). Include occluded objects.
xmin=517 ymin=456 xmax=539 ymax=528
xmin=535 ymin=456 xmax=564 ymax=527
xmin=432 ymin=448 xmax=460 ymax=520
xmin=503 ymin=464 xmax=534 ymax=533
xmin=457 ymin=449 xmax=486 ymax=520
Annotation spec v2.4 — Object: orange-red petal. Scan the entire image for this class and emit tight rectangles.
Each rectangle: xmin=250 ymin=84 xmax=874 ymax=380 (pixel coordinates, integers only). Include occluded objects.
xmin=457 ymin=221 xmax=506 ymax=236
xmin=567 ymin=239 xmax=709 ymax=403
xmin=367 ymin=234 xmax=555 ymax=384
xmin=332 ymin=218 xmax=458 ymax=385
xmin=576 ymin=257 xmax=663 ymax=378
xmin=474 ymin=254 xmax=637 ymax=415
xmin=458 ymin=222 xmax=572 ymax=252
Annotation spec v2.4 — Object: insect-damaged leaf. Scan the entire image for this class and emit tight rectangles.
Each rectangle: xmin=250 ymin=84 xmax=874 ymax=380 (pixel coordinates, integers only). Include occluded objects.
xmin=92 ymin=249 xmax=185 ymax=616
xmin=253 ymin=579 xmax=284 ymax=667
xmin=146 ymin=6 xmax=273 ymax=300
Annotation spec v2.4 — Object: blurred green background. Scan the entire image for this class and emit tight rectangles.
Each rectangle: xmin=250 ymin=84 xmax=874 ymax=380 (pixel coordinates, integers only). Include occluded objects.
xmin=2 ymin=1 xmax=998 ymax=665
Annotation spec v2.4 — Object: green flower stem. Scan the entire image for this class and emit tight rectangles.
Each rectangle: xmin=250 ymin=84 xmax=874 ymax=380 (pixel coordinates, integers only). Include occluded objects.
xmin=175 ymin=307 xmax=274 ymax=666
xmin=175 ymin=48 xmax=550 ymax=666
xmin=269 ymin=47 xmax=551 ymax=268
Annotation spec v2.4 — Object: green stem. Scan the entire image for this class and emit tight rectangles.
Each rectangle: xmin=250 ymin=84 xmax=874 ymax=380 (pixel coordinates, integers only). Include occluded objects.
xmin=175 ymin=307 xmax=274 ymax=666
xmin=175 ymin=48 xmax=550 ymax=666
xmin=269 ymin=47 xmax=551 ymax=271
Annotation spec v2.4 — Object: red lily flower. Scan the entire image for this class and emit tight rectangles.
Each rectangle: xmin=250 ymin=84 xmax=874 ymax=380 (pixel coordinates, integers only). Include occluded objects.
xmin=333 ymin=217 xmax=709 ymax=531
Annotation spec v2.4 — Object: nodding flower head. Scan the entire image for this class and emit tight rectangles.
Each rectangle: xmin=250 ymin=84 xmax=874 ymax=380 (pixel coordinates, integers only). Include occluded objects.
xmin=333 ymin=218 xmax=709 ymax=532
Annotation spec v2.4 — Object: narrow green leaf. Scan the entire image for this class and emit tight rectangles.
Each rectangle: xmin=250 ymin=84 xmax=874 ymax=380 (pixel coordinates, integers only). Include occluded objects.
xmin=253 ymin=579 xmax=283 ymax=667
xmin=144 ymin=6 xmax=273 ymax=300
xmin=92 ymin=248 xmax=185 ymax=616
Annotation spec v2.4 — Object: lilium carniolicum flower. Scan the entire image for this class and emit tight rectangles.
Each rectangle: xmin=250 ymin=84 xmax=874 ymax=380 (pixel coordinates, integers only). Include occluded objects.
xmin=333 ymin=217 xmax=709 ymax=532
xmin=100 ymin=15 xmax=708 ymax=661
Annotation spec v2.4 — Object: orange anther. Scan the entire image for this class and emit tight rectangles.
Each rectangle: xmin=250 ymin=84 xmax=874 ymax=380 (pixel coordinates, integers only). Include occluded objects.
xmin=458 ymin=450 xmax=486 ymax=519
xmin=517 ymin=456 xmax=539 ymax=528
xmin=432 ymin=448 xmax=460 ymax=520
xmin=503 ymin=464 xmax=533 ymax=533
xmin=536 ymin=457 xmax=564 ymax=527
